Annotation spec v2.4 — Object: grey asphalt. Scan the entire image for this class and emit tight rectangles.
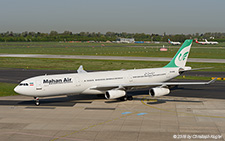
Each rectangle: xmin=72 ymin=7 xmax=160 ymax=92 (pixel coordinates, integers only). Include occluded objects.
xmin=0 ymin=80 xmax=224 ymax=107
xmin=1 ymin=53 xmax=225 ymax=63
xmin=0 ymin=68 xmax=76 ymax=83
xmin=0 ymin=68 xmax=225 ymax=140
xmin=0 ymin=68 xmax=224 ymax=102
xmin=0 ymin=82 xmax=225 ymax=140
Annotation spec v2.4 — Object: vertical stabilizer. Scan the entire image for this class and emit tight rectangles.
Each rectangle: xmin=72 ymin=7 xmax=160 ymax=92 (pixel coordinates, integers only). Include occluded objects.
xmin=195 ymin=39 xmax=199 ymax=43
xmin=164 ymin=39 xmax=193 ymax=68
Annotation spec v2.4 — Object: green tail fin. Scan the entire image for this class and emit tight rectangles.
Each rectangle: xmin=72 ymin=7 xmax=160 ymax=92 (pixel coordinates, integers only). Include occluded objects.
xmin=164 ymin=39 xmax=193 ymax=68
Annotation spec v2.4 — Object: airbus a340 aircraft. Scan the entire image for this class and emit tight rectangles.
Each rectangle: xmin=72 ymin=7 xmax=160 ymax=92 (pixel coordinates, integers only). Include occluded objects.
xmin=14 ymin=39 xmax=216 ymax=105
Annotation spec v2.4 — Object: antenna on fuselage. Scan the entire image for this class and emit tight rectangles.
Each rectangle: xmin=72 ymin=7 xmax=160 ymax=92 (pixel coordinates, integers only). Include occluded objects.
xmin=77 ymin=65 xmax=87 ymax=73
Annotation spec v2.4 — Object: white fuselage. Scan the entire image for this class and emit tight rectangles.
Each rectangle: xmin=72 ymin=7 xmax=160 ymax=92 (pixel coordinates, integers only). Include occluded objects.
xmin=205 ymin=40 xmax=218 ymax=45
xmin=14 ymin=67 xmax=180 ymax=97
xmin=171 ymin=42 xmax=181 ymax=45
xmin=196 ymin=39 xmax=218 ymax=45
xmin=169 ymin=41 xmax=181 ymax=45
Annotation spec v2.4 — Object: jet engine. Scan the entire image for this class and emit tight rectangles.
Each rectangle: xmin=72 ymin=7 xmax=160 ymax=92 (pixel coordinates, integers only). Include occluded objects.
xmin=149 ymin=87 xmax=170 ymax=97
xmin=105 ymin=89 xmax=126 ymax=99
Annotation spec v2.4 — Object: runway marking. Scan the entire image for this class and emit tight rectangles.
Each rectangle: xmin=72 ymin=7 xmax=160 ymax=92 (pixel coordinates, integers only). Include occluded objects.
xmin=0 ymin=132 xmax=88 ymax=141
xmin=84 ymin=107 xmax=115 ymax=110
xmin=137 ymin=113 xmax=147 ymax=116
xmin=141 ymin=97 xmax=225 ymax=119
xmin=50 ymin=111 xmax=139 ymax=141
xmin=25 ymin=106 xmax=55 ymax=109
xmin=122 ymin=112 xmax=132 ymax=115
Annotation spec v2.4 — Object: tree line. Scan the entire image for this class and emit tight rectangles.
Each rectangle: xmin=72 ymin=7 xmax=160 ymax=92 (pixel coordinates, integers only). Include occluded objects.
xmin=0 ymin=31 xmax=224 ymax=42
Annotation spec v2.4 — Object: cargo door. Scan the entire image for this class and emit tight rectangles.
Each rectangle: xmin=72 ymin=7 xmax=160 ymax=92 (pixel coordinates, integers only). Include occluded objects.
xmin=127 ymin=74 xmax=133 ymax=83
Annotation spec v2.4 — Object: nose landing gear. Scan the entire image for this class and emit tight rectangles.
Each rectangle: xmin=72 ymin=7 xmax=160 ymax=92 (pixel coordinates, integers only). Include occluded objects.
xmin=34 ymin=97 xmax=40 ymax=106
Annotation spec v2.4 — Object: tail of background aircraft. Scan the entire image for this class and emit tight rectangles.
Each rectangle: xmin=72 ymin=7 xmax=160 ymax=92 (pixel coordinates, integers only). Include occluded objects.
xmin=164 ymin=39 xmax=193 ymax=68
xmin=195 ymin=39 xmax=199 ymax=43
xmin=168 ymin=39 xmax=171 ymax=43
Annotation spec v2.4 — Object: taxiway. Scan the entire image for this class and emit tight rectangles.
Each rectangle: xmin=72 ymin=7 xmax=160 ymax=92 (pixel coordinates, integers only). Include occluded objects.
xmin=0 ymin=69 xmax=225 ymax=140
xmin=1 ymin=54 xmax=225 ymax=63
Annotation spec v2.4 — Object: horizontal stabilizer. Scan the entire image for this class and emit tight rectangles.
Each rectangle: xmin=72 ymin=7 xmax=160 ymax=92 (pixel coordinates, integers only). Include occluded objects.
xmin=179 ymin=67 xmax=213 ymax=73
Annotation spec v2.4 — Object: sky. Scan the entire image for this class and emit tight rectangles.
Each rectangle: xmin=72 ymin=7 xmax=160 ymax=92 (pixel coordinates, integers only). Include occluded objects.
xmin=0 ymin=0 xmax=225 ymax=34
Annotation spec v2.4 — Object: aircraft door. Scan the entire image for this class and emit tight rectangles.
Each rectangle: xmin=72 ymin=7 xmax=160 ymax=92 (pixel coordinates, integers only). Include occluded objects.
xmin=127 ymin=74 xmax=133 ymax=83
xmin=74 ymin=77 xmax=81 ymax=87
xmin=36 ymin=80 xmax=43 ymax=91
xmin=166 ymin=71 xmax=170 ymax=78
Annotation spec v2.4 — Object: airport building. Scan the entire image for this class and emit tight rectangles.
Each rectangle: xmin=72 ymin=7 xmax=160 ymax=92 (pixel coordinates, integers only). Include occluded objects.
xmin=117 ymin=38 xmax=135 ymax=43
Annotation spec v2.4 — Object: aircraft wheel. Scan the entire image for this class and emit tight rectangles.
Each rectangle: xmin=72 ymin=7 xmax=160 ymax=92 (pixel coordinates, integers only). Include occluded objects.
xmin=36 ymin=101 xmax=40 ymax=106
xmin=120 ymin=96 xmax=127 ymax=101
xmin=35 ymin=97 xmax=40 ymax=106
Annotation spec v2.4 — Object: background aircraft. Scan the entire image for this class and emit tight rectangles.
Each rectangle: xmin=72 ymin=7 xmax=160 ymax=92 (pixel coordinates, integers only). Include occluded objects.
xmin=195 ymin=39 xmax=218 ymax=45
xmin=14 ymin=39 xmax=216 ymax=105
xmin=195 ymin=39 xmax=209 ymax=45
xmin=204 ymin=39 xmax=218 ymax=45
xmin=168 ymin=39 xmax=181 ymax=45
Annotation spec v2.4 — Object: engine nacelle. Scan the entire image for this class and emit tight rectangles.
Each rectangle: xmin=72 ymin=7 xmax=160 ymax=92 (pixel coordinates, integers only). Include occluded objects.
xmin=105 ymin=89 xmax=126 ymax=99
xmin=149 ymin=87 xmax=170 ymax=97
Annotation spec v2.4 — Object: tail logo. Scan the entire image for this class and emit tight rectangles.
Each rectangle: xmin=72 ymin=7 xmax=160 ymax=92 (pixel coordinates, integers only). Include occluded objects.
xmin=178 ymin=51 xmax=189 ymax=61
xmin=164 ymin=39 xmax=192 ymax=68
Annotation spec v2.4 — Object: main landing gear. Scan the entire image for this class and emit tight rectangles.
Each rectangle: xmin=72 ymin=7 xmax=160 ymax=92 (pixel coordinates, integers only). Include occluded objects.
xmin=120 ymin=95 xmax=133 ymax=101
xmin=34 ymin=97 xmax=40 ymax=106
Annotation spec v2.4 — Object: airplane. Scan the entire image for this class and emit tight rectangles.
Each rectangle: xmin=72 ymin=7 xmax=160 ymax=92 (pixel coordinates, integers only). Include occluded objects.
xmin=204 ymin=39 xmax=218 ymax=45
xmin=195 ymin=39 xmax=218 ymax=45
xmin=14 ymin=39 xmax=217 ymax=106
xmin=168 ymin=39 xmax=181 ymax=45
xmin=195 ymin=39 xmax=210 ymax=45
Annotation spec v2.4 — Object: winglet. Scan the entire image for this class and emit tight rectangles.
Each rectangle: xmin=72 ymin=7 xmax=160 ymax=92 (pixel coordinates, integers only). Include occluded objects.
xmin=77 ymin=65 xmax=87 ymax=73
xmin=207 ymin=77 xmax=217 ymax=84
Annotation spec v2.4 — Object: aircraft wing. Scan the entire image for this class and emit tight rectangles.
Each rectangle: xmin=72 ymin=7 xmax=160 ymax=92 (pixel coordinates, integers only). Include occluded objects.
xmin=90 ymin=78 xmax=217 ymax=91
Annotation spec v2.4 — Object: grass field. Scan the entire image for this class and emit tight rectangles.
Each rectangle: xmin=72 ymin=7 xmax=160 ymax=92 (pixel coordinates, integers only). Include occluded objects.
xmin=0 ymin=57 xmax=223 ymax=97
xmin=1 ymin=42 xmax=225 ymax=59
xmin=1 ymin=41 xmax=225 ymax=47
xmin=0 ymin=42 xmax=224 ymax=97
xmin=1 ymin=57 xmax=224 ymax=71
xmin=0 ymin=82 xmax=17 ymax=97
xmin=1 ymin=56 xmax=224 ymax=97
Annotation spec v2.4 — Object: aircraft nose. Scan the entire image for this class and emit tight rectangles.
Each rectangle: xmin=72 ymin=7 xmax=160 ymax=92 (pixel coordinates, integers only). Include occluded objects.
xmin=14 ymin=86 xmax=19 ymax=93
xmin=14 ymin=86 xmax=22 ymax=94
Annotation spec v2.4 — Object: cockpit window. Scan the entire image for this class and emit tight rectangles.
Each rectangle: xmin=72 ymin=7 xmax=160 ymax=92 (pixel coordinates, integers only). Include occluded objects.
xmin=19 ymin=83 xmax=29 ymax=86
